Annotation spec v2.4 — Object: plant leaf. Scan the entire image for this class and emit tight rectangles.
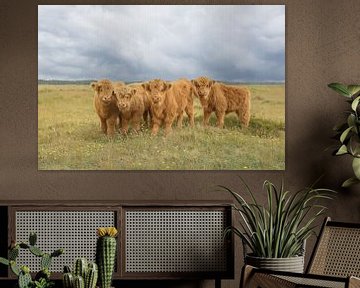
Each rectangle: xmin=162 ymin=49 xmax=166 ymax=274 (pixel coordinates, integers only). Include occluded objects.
xmin=352 ymin=96 xmax=360 ymax=111
xmin=336 ymin=145 xmax=348 ymax=155
xmin=348 ymin=85 xmax=360 ymax=96
xmin=223 ymin=179 xmax=335 ymax=258
xmin=348 ymin=135 xmax=360 ymax=157
xmin=347 ymin=114 xmax=356 ymax=128
xmin=0 ymin=257 xmax=9 ymax=266
xmin=10 ymin=261 xmax=20 ymax=276
xmin=342 ymin=177 xmax=360 ymax=188
xmin=340 ymin=126 xmax=353 ymax=143
xmin=352 ymin=157 xmax=360 ymax=179
xmin=328 ymin=83 xmax=351 ymax=97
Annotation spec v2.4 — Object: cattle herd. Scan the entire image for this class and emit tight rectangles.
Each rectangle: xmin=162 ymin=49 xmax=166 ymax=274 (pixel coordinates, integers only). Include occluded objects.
xmin=90 ymin=76 xmax=251 ymax=136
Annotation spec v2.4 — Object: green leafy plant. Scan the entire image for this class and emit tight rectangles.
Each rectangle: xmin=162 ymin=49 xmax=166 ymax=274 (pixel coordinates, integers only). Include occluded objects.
xmin=0 ymin=232 xmax=63 ymax=288
xmin=328 ymin=83 xmax=360 ymax=187
xmin=32 ymin=278 xmax=54 ymax=288
xmin=222 ymin=179 xmax=335 ymax=258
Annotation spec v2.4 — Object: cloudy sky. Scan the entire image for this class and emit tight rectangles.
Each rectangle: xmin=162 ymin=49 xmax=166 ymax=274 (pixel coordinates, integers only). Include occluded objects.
xmin=38 ymin=5 xmax=285 ymax=82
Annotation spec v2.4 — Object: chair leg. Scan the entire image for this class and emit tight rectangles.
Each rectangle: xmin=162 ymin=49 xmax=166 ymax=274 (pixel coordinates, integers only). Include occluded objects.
xmin=215 ymin=278 xmax=221 ymax=288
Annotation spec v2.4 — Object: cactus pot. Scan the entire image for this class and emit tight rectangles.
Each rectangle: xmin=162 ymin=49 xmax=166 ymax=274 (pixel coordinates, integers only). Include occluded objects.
xmin=245 ymin=254 xmax=304 ymax=273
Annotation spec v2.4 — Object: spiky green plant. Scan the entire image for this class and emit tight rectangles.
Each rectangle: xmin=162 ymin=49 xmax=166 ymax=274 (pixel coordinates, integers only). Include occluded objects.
xmin=62 ymin=270 xmax=74 ymax=288
xmin=222 ymin=179 xmax=335 ymax=258
xmin=74 ymin=258 xmax=88 ymax=280
xmin=328 ymin=83 xmax=360 ymax=187
xmin=73 ymin=275 xmax=85 ymax=288
xmin=0 ymin=232 xmax=63 ymax=288
xmin=96 ymin=227 xmax=118 ymax=288
xmin=19 ymin=266 xmax=32 ymax=288
xmin=63 ymin=260 xmax=98 ymax=288
xmin=85 ymin=262 xmax=98 ymax=288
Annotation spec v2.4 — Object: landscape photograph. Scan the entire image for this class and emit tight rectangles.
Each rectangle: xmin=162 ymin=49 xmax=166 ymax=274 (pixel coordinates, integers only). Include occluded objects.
xmin=38 ymin=5 xmax=285 ymax=170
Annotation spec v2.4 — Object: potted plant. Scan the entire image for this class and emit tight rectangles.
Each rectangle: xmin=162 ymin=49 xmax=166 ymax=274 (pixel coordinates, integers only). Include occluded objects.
xmin=0 ymin=232 xmax=63 ymax=288
xmin=62 ymin=258 xmax=98 ymax=288
xmin=222 ymin=179 xmax=334 ymax=273
xmin=328 ymin=83 xmax=360 ymax=187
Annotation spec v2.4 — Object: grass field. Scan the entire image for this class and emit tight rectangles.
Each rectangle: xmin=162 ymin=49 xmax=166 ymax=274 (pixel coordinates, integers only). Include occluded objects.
xmin=38 ymin=84 xmax=285 ymax=170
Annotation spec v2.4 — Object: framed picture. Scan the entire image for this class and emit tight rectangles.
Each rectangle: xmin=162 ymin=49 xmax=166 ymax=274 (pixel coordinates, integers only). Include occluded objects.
xmin=38 ymin=5 xmax=285 ymax=170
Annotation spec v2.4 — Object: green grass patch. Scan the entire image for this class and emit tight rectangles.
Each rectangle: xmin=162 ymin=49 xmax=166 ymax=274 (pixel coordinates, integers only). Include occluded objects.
xmin=38 ymin=84 xmax=285 ymax=170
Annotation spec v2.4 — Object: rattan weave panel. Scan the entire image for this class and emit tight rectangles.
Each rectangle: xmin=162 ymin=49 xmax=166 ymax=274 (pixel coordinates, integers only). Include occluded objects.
xmin=125 ymin=210 xmax=227 ymax=273
xmin=249 ymin=273 xmax=296 ymax=288
xmin=277 ymin=275 xmax=345 ymax=288
xmin=309 ymin=226 xmax=360 ymax=277
xmin=15 ymin=211 xmax=115 ymax=272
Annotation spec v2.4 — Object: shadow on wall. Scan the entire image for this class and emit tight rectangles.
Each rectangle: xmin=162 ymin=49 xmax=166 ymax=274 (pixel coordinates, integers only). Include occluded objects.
xmin=302 ymin=105 xmax=360 ymax=221
xmin=285 ymin=106 xmax=358 ymax=267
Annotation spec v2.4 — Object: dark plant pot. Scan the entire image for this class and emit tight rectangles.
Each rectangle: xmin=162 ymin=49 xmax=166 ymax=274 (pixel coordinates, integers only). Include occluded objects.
xmin=245 ymin=254 xmax=304 ymax=273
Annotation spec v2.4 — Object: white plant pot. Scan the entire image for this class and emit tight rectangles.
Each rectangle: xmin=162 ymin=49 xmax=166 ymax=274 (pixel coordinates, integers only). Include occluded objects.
xmin=245 ymin=254 xmax=305 ymax=273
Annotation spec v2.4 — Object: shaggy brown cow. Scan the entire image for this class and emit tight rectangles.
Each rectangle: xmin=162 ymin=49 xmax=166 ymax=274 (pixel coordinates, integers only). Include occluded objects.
xmin=129 ymin=84 xmax=152 ymax=126
xmin=142 ymin=79 xmax=194 ymax=136
xmin=170 ymin=78 xmax=194 ymax=128
xmin=142 ymin=79 xmax=175 ymax=136
xmin=91 ymin=79 xmax=121 ymax=136
xmin=191 ymin=76 xmax=251 ymax=128
xmin=112 ymin=85 xmax=148 ymax=134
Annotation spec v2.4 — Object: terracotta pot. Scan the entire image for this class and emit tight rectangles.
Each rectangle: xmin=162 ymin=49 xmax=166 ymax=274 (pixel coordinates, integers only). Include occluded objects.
xmin=245 ymin=254 xmax=305 ymax=273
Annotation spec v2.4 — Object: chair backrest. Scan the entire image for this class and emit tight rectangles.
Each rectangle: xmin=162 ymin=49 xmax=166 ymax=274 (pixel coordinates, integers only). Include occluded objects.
xmin=307 ymin=217 xmax=360 ymax=277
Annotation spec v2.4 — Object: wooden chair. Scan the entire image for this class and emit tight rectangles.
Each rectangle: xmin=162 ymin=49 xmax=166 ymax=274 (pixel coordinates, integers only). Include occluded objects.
xmin=241 ymin=217 xmax=360 ymax=288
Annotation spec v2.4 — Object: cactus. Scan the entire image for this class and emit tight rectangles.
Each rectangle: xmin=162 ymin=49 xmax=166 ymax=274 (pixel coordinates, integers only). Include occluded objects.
xmin=29 ymin=232 xmax=37 ymax=246
xmin=9 ymin=246 xmax=19 ymax=260
xmin=63 ymin=260 xmax=98 ymax=288
xmin=85 ymin=263 xmax=98 ymax=288
xmin=35 ymin=268 xmax=50 ymax=281
xmin=64 ymin=265 xmax=72 ymax=273
xmin=0 ymin=257 xmax=9 ymax=266
xmin=51 ymin=248 xmax=64 ymax=257
xmin=10 ymin=260 xmax=20 ymax=276
xmin=21 ymin=265 xmax=30 ymax=274
xmin=18 ymin=270 xmax=32 ymax=288
xmin=19 ymin=243 xmax=30 ymax=249
xmin=0 ymin=232 xmax=64 ymax=288
xmin=29 ymin=245 xmax=44 ymax=257
xmin=62 ymin=265 xmax=74 ymax=288
xmin=41 ymin=253 xmax=52 ymax=270
xmin=74 ymin=258 xmax=88 ymax=279
xmin=63 ymin=272 xmax=74 ymax=288
xmin=74 ymin=275 xmax=85 ymax=288
xmin=96 ymin=227 xmax=118 ymax=288
xmin=18 ymin=267 xmax=32 ymax=288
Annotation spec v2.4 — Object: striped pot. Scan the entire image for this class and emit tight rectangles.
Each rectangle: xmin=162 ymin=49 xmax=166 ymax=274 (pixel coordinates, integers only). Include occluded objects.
xmin=245 ymin=254 xmax=305 ymax=273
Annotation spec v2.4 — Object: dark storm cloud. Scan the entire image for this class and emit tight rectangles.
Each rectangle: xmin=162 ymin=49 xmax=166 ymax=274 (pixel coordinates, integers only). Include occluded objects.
xmin=38 ymin=5 xmax=285 ymax=82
